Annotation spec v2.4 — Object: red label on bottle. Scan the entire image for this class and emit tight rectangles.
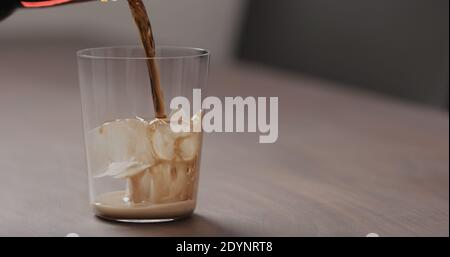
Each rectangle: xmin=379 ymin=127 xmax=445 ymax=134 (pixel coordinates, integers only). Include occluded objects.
xmin=21 ymin=0 xmax=72 ymax=8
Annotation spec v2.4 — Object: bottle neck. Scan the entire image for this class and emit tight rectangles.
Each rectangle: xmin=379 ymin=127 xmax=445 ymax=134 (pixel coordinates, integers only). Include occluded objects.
xmin=0 ymin=0 xmax=94 ymax=21
xmin=20 ymin=0 xmax=74 ymax=8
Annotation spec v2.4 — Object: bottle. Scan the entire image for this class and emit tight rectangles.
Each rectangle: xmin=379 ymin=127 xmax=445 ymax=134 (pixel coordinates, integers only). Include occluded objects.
xmin=0 ymin=0 xmax=94 ymax=21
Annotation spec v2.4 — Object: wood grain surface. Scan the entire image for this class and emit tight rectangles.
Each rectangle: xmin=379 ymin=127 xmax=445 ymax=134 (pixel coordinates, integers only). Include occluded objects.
xmin=0 ymin=51 xmax=448 ymax=236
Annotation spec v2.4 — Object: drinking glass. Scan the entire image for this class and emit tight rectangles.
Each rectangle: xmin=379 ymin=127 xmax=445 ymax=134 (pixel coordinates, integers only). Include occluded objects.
xmin=77 ymin=46 xmax=210 ymax=222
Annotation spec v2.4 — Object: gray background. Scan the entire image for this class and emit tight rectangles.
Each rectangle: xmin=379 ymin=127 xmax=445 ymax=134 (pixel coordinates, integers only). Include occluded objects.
xmin=1 ymin=0 xmax=448 ymax=108
xmin=239 ymin=0 xmax=449 ymax=108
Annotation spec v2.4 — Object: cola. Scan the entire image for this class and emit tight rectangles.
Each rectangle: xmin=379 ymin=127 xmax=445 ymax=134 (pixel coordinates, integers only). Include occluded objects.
xmin=127 ymin=0 xmax=167 ymax=119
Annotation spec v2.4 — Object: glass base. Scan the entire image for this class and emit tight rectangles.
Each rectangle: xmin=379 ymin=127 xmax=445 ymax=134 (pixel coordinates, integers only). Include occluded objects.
xmin=92 ymin=192 xmax=197 ymax=223
xmin=96 ymin=213 xmax=191 ymax=224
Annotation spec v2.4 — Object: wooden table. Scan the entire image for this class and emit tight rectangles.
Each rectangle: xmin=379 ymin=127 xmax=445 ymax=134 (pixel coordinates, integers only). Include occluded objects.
xmin=0 ymin=51 xmax=448 ymax=236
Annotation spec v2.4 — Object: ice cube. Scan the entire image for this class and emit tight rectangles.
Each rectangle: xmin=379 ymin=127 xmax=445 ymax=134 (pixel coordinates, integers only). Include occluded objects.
xmin=150 ymin=162 xmax=189 ymax=203
xmin=168 ymin=108 xmax=192 ymax=136
xmin=97 ymin=161 xmax=151 ymax=179
xmin=166 ymin=162 xmax=189 ymax=201
xmin=149 ymin=119 xmax=176 ymax=161
xmin=126 ymin=170 xmax=152 ymax=203
xmin=178 ymin=110 xmax=202 ymax=161
xmin=149 ymin=163 xmax=172 ymax=203
xmin=191 ymin=110 xmax=203 ymax=132
xmin=88 ymin=119 xmax=154 ymax=178
xmin=179 ymin=133 xmax=201 ymax=161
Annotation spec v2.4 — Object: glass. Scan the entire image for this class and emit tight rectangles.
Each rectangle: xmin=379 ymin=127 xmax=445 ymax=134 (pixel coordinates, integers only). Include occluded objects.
xmin=77 ymin=46 xmax=210 ymax=222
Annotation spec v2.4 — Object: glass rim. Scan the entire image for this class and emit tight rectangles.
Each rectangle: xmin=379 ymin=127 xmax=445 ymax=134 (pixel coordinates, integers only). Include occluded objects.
xmin=77 ymin=45 xmax=210 ymax=60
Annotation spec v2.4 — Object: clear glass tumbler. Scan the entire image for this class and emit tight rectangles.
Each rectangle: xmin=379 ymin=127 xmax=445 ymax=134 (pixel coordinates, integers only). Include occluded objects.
xmin=77 ymin=46 xmax=210 ymax=222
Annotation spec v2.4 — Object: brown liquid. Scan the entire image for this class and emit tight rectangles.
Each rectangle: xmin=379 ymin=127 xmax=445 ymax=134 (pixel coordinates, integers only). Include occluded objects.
xmin=127 ymin=0 xmax=166 ymax=119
